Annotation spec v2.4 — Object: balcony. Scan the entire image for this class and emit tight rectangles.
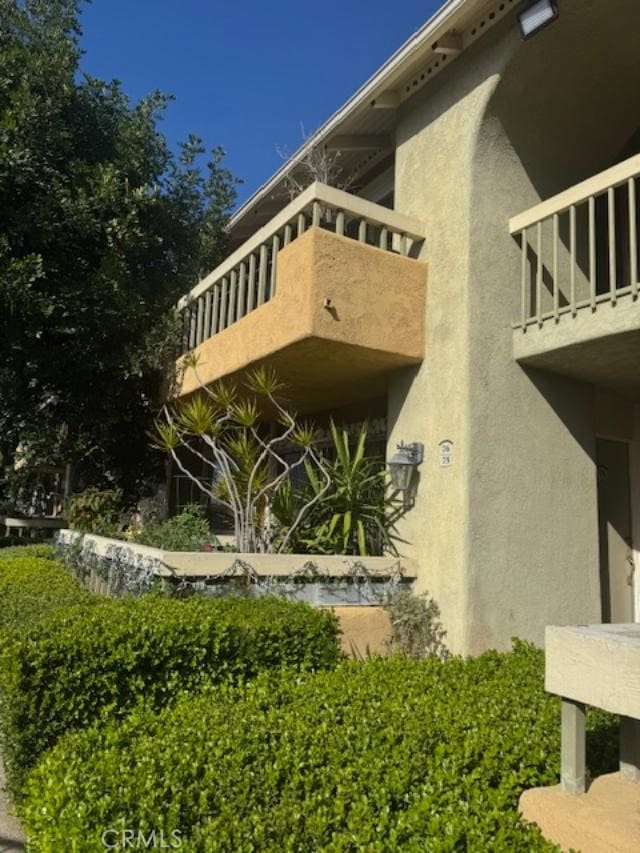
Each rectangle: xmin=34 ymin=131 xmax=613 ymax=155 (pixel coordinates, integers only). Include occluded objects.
xmin=176 ymin=182 xmax=427 ymax=411
xmin=510 ymin=154 xmax=640 ymax=398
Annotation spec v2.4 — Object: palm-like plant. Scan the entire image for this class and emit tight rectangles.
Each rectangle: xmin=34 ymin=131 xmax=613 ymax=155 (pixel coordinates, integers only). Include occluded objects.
xmin=272 ymin=421 xmax=402 ymax=556
xmin=150 ymin=362 xmax=330 ymax=553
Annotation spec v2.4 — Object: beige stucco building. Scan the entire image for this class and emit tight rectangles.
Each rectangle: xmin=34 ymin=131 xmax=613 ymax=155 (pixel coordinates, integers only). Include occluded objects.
xmin=175 ymin=0 xmax=640 ymax=655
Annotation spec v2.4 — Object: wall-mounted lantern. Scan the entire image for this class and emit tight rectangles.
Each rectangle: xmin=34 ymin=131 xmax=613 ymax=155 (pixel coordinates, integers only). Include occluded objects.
xmin=388 ymin=442 xmax=424 ymax=496
xmin=518 ymin=0 xmax=558 ymax=40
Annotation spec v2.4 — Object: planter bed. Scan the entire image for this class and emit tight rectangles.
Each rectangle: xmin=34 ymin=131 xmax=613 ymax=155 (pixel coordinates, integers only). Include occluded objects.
xmin=56 ymin=529 xmax=417 ymax=605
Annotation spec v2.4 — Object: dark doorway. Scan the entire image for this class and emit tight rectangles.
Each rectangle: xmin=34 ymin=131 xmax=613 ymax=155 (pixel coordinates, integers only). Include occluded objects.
xmin=597 ymin=438 xmax=634 ymax=622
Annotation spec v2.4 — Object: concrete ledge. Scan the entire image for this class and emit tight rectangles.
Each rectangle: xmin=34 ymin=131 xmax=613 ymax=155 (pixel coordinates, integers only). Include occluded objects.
xmin=1 ymin=515 xmax=66 ymax=530
xmin=520 ymin=772 xmax=640 ymax=853
xmin=514 ymin=291 xmax=640 ymax=364
xmin=546 ymin=624 xmax=640 ymax=718
xmin=56 ymin=530 xmax=417 ymax=580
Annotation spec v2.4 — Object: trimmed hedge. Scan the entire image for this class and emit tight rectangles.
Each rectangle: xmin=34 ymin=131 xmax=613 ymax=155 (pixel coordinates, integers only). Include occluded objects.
xmin=0 ymin=543 xmax=55 ymax=559
xmin=0 ymin=595 xmax=340 ymax=796
xmin=0 ymin=552 xmax=91 ymax=634
xmin=20 ymin=642 xmax=618 ymax=851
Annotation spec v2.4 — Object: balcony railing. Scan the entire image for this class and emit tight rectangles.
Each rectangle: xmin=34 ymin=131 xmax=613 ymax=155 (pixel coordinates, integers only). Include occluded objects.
xmin=177 ymin=181 xmax=426 ymax=354
xmin=510 ymin=153 xmax=640 ymax=331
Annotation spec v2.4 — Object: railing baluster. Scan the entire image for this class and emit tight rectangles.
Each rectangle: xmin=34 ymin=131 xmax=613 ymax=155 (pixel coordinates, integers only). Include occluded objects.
xmin=258 ymin=245 xmax=268 ymax=305
xmin=588 ymin=195 xmax=596 ymax=310
xmin=520 ymin=227 xmax=528 ymax=329
xmin=283 ymin=223 xmax=293 ymax=246
xmin=379 ymin=226 xmax=388 ymax=251
xmin=237 ymin=261 xmax=247 ymax=321
xmin=212 ymin=284 xmax=221 ymax=334
xmin=247 ymin=253 xmax=256 ymax=312
xmin=195 ymin=297 xmax=204 ymax=345
xmin=570 ymin=205 xmax=577 ymax=317
xmin=219 ymin=277 xmax=229 ymax=331
xmin=312 ymin=201 xmax=321 ymax=227
xmin=189 ymin=305 xmax=197 ymax=349
xmin=227 ymin=270 xmax=237 ymax=326
xmin=297 ymin=213 xmax=306 ymax=237
xmin=400 ymin=233 xmax=408 ymax=257
xmin=536 ymin=221 xmax=543 ymax=327
xmin=181 ymin=309 xmax=190 ymax=354
xmin=203 ymin=290 xmax=212 ymax=340
xmin=552 ymin=214 xmax=559 ymax=321
xmin=609 ymin=187 xmax=617 ymax=304
xmin=358 ymin=220 xmax=367 ymax=243
xmin=630 ymin=177 xmax=638 ymax=297
xmin=335 ymin=210 xmax=345 ymax=236
xmin=270 ymin=235 xmax=280 ymax=297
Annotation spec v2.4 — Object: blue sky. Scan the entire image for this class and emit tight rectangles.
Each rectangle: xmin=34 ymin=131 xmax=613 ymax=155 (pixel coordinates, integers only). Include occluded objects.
xmin=79 ymin=1 xmax=442 ymax=207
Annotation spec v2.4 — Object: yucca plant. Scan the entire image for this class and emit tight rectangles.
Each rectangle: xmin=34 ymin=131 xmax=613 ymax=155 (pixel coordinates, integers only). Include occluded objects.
xmin=150 ymin=361 xmax=330 ymax=553
xmin=272 ymin=421 xmax=403 ymax=556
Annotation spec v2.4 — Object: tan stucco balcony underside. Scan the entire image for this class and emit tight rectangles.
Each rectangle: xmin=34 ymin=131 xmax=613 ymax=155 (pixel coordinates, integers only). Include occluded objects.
xmin=514 ymin=291 xmax=640 ymax=400
xmin=178 ymin=227 xmax=426 ymax=411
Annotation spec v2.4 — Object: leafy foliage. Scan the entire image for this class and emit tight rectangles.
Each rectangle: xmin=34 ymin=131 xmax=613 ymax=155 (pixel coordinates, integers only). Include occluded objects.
xmin=155 ymin=367 xmax=330 ymax=553
xmin=0 ymin=592 xmax=340 ymax=797
xmin=66 ymin=486 xmax=124 ymax=535
xmin=0 ymin=538 xmax=51 ymax=551
xmin=0 ymin=551 xmax=91 ymax=634
xmin=272 ymin=421 xmax=402 ymax=556
xmin=0 ymin=0 xmax=240 ymax=500
xmin=384 ymin=588 xmax=449 ymax=660
xmin=132 ymin=503 xmax=211 ymax=552
xmin=21 ymin=642 xmax=618 ymax=850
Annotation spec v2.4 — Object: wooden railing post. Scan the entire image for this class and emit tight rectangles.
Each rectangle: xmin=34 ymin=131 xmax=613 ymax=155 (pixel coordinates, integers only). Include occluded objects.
xmin=258 ymin=245 xmax=268 ymax=305
xmin=520 ymin=227 xmax=528 ymax=330
xmin=270 ymin=235 xmax=280 ymax=296
xmin=629 ymin=178 xmax=638 ymax=297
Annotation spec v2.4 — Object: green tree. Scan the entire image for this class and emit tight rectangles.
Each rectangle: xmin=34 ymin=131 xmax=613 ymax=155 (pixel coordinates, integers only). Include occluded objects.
xmin=0 ymin=0 xmax=239 ymax=502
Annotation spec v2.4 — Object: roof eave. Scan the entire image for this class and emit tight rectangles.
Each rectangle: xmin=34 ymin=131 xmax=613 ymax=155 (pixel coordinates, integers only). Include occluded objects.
xmin=227 ymin=0 xmax=484 ymax=234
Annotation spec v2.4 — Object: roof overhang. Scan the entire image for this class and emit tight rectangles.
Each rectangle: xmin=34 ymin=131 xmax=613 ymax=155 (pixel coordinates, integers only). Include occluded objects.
xmin=228 ymin=0 xmax=516 ymax=240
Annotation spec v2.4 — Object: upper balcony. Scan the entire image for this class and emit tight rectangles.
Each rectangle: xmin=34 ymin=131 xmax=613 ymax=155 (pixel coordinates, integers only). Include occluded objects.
xmin=176 ymin=182 xmax=427 ymax=411
xmin=510 ymin=154 xmax=640 ymax=399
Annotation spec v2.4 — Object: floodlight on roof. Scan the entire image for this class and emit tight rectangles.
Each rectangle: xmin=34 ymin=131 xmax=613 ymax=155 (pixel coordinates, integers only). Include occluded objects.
xmin=518 ymin=0 xmax=559 ymax=40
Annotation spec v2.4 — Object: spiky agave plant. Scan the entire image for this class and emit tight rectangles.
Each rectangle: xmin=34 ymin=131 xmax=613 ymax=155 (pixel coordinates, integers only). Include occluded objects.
xmin=270 ymin=420 xmax=404 ymax=556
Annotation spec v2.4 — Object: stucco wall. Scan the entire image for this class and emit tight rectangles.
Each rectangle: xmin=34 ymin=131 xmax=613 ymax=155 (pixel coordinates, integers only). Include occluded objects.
xmin=389 ymin=0 xmax=640 ymax=654
xmin=389 ymin=13 xmax=519 ymax=654
xmin=328 ymin=606 xmax=393 ymax=657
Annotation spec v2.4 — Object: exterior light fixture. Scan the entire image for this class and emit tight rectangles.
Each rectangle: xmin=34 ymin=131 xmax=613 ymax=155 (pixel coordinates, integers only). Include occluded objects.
xmin=388 ymin=442 xmax=424 ymax=494
xmin=518 ymin=0 xmax=558 ymax=40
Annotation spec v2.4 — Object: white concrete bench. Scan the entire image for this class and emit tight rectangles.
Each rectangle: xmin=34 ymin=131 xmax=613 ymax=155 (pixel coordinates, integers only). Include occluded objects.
xmin=1 ymin=515 xmax=67 ymax=539
xmin=546 ymin=624 xmax=640 ymax=793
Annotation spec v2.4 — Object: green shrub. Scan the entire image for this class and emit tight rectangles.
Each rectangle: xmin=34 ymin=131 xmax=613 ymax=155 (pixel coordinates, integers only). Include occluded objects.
xmin=0 ymin=543 xmax=55 ymax=559
xmin=134 ymin=503 xmax=211 ymax=551
xmin=22 ymin=642 xmax=612 ymax=851
xmin=0 ymin=554 xmax=92 ymax=634
xmin=272 ymin=421 xmax=401 ymax=556
xmin=66 ymin=487 xmax=123 ymax=535
xmin=0 ymin=596 xmax=340 ymax=797
xmin=0 ymin=536 xmax=51 ymax=550
xmin=384 ymin=588 xmax=449 ymax=659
